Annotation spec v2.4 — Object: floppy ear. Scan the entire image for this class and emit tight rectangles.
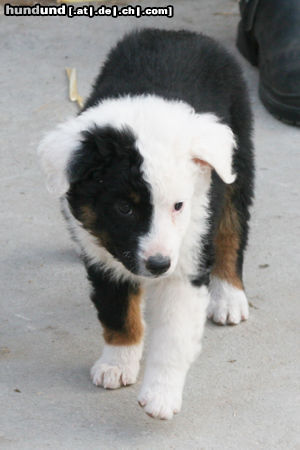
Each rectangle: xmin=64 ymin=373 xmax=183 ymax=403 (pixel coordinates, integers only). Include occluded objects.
xmin=191 ymin=114 xmax=236 ymax=184
xmin=37 ymin=118 xmax=82 ymax=197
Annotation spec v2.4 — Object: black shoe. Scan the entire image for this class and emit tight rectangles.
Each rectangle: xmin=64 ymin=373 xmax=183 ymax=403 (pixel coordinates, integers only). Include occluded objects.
xmin=237 ymin=0 xmax=300 ymax=126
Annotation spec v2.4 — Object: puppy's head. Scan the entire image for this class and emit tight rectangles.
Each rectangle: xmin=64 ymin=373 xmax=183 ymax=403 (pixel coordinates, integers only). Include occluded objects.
xmin=38 ymin=96 xmax=236 ymax=279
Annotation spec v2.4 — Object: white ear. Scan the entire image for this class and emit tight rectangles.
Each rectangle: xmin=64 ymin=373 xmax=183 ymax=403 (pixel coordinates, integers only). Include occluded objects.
xmin=191 ymin=114 xmax=236 ymax=184
xmin=37 ymin=118 xmax=81 ymax=197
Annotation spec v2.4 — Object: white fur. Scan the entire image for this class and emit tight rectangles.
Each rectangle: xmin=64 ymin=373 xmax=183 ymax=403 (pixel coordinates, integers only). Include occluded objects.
xmin=208 ymin=276 xmax=249 ymax=325
xmin=91 ymin=342 xmax=143 ymax=389
xmin=137 ymin=156 xmax=209 ymax=277
xmin=138 ymin=279 xmax=209 ymax=419
xmin=38 ymin=95 xmax=236 ymax=197
xmin=38 ymin=120 xmax=81 ymax=197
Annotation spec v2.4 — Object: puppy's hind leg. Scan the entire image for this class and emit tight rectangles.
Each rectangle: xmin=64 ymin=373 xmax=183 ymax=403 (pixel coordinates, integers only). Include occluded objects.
xmin=208 ymin=185 xmax=251 ymax=325
xmin=88 ymin=265 xmax=144 ymax=389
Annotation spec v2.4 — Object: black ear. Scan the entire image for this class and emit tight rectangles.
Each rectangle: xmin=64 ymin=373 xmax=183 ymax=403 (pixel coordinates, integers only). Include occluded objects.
xmin=67 ymin=125 xmax=136 ymax=184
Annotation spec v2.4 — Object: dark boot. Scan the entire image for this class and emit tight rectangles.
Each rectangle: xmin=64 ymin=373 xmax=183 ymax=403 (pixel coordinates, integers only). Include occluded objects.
xmin=237 ymin=0 xmax=300 ymax=126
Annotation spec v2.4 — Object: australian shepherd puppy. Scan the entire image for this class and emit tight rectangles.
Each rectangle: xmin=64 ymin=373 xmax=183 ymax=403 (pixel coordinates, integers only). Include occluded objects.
xmin=38 ymin=28 xmax=254 ymax=419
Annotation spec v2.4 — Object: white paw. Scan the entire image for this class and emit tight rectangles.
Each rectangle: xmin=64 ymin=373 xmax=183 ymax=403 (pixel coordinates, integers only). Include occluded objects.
xmin=91 ymin=343 xmax=142 ymax=389
xmin=208 ymin=277 xmax=249 ymax=325
xmin=138 ymin=383 xmax=182 ymax=420
xmin=91 ymin=360 xmax=139 ymax=389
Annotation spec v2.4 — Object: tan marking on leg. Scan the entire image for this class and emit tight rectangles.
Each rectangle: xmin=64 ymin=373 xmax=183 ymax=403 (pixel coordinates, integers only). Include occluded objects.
xmin=103 ymin=289 xmax=144 ymax=346
xmin=212 ymin=187 xmax=243 ymax=290
xmin=80 ymin=205 xmax=143 ymax=343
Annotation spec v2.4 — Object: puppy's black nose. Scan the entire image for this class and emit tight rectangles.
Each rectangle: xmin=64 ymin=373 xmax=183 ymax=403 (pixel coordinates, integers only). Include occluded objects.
xmin=145 ymin=254 xmax=171 ymax=276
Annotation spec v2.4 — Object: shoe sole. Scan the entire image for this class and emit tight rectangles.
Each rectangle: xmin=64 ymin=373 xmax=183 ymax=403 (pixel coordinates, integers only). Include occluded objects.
xmin=237 ymin=20 xmax=300 ymax=126
xmin=259 ymin=82 xmax=300 ymax=126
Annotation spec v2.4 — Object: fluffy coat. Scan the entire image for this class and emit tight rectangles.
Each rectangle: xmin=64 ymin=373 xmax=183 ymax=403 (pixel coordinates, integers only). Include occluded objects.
xmin=38 ymin=28 xmax=254 ymax=419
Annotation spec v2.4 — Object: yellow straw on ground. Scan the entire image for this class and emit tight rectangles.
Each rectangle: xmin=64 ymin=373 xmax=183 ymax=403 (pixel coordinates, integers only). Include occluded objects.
xmin=66 ymin=67 xmax=84 ymax=109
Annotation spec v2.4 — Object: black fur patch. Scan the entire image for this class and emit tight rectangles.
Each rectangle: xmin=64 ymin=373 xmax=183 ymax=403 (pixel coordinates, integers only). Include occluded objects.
xmin=86 ymin=262 xmax=139 ymax=334
xmin=66 ymin=125 xmax=153 ymax=275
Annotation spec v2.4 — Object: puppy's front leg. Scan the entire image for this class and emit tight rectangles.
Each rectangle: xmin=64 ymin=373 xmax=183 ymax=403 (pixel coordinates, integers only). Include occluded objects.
xmin=87 ymin=264 xmax=144 ymax=389
xmin=138 ymin=279 xmax=209 ymax=419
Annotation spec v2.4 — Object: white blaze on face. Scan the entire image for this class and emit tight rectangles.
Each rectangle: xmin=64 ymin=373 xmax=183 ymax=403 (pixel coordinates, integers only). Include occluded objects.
xmin=139 ymin=203 xmax=184 ymax=275
xmin=138 ymin=149 xmax=195 ymax=277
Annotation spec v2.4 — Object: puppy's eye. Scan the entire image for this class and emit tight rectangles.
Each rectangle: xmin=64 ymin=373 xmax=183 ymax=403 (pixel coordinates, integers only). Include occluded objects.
xmin=174 ymin=202 xmax=183 ymax=211
xmin=116 ymin=201 xmax=133 ymax=216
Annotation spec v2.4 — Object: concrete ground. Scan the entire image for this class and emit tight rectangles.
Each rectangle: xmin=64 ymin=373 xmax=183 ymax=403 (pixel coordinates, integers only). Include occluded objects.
xmin=1 ymin=0 xmax=299 ymax=448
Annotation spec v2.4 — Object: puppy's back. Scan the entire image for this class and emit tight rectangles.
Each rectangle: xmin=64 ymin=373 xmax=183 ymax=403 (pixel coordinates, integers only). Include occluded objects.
xmin=83 ymin=28 xmax=248 ymax=126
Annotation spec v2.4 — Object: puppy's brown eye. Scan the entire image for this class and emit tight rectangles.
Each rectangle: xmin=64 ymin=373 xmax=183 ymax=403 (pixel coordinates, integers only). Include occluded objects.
xmin=117 ymin=201 xmax=133 ymax=216
xmin=174 ymin=202 xmax=183 ymax=211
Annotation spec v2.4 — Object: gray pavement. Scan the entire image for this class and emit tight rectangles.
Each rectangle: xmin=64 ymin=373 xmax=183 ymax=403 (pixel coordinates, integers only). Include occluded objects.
xmin=1 ymin=0 xmax=300 ymax=448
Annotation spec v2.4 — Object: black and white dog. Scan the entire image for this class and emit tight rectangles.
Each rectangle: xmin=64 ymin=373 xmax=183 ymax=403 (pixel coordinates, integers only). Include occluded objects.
xmin=38 ymin=29 xmax=254 ymax=419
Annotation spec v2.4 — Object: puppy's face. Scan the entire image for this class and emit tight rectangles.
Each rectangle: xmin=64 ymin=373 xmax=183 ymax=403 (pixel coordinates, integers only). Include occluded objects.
xmin=38 ymin=96 xmax=236 ymax=279
xmin=66 ymin=125 xmax=196 ymax=278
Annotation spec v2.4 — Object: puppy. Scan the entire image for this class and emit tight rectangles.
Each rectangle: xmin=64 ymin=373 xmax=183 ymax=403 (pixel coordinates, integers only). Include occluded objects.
xmin=38 ymin=28 xmax=254 ymax=419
